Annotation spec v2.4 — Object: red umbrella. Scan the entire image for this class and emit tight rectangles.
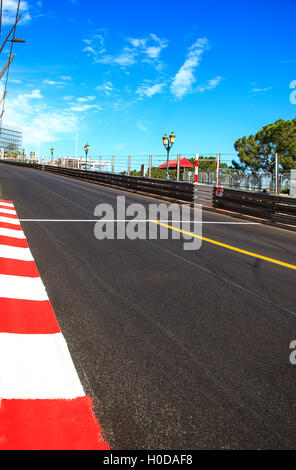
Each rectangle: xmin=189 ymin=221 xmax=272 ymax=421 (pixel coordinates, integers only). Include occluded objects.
xmin=158 ymin=158 xmax=193 ymax=169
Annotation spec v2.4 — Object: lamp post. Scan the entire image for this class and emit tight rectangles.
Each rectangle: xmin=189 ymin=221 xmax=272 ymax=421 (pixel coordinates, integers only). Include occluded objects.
xmin=84 ymin=143 xmax=90 ymax=171
xmin=50 ymin=147 xmax=54 ymax=162
xmin=163 ymin=132 xmax=175 ymax=180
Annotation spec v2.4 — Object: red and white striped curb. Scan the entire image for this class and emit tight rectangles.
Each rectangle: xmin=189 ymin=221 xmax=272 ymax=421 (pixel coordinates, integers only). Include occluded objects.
xmin=0 ymin=200 xmax=109 ymax=450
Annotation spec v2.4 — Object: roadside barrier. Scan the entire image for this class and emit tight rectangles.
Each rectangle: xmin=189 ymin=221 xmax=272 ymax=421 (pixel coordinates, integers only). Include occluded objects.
xmin=1 ymin=160 xmax=296 ymax=230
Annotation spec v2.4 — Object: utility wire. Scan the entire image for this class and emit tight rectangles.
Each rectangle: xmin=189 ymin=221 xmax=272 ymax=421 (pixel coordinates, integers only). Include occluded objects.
xmin=0 ymin=0 xmax=21 ymax=127
xmin=0 ymin=0 xmax=3 ymax=37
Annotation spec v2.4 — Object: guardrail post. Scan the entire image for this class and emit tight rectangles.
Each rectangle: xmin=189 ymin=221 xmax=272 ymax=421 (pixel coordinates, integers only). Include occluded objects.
xmin=275 ymin=153 xmax=279 ymax=195
xmin=177 ymin=154 xmax=181 ymax=181
xmin=99 ymin=155 xmax=102 ymax=172
xmin=128 ymin=155 xmax=131 ymax=175
xmin=216 ymin=153 xmax=221 ymax=187
xmin=148 ymin=155 xmax=152 ymax=178
xmin=194 ymin=153 xmax=199 ymax=183
xmin=112 ymin=155 xmax=115 ymax=173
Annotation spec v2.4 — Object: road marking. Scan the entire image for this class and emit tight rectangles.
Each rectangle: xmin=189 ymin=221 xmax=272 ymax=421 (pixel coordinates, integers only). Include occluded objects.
xmin=152 ymin=220 xmax=296 ymax=271
xmin=0 ymin=227 xmax=25 ymax=238
xmin=0 ymin=333 xmax=85 ymax=399
xmin=0 ymin=207 xmax=17 ymax=215
xmin=0 ymin=199 xmax=109 ymax=449
xmin=0 ymin=215 xmax=20 ymax=225
xmin=18 ymin=218 xmax=260 ymax=224
xmin=0 ymin=245 xmax=33 ymax=261
xmin=0 ymin=274 xmax=49 ymax=300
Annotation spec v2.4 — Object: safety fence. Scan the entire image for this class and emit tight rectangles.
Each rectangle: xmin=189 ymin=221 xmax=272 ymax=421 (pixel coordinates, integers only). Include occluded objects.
xmin=1 ymin=153 xmax=293 ymax=194
xmin=0 ymin=160 xmax=194 ymax=203
xmin=1 ymin=160 xmax=296 ymax=229
xmin=213 ymin=186 xmax=296 ymax=229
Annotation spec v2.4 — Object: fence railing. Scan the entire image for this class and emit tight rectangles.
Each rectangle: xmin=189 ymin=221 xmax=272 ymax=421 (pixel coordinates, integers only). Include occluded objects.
xmin=0 ymin=160 xmax=194 ymax=203
xmin=213 ymin=186 xmax=296 ymax=229
xmin=1 ymin=159 xmax=296 ymax=229
xmin=1 ymin=154 xmax=294 ymax=194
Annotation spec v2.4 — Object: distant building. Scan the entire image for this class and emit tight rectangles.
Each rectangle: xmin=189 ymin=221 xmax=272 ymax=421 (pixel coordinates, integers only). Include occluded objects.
xmin=0 ymin=124 xmax=22 ymax=151
xmin=54 ymin=157 xmax=110 ymax=171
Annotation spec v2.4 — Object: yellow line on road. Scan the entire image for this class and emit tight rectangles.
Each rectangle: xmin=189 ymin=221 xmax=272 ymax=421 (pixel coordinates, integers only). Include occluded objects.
xmin=151 ymin=221 xmax=296 ymax=271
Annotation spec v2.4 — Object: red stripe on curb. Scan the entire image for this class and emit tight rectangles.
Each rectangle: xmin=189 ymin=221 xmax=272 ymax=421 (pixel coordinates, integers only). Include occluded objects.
xmin=0 ymin=397 xmax=109 ymax=450
xmin=0 ymin=222 xmax=22 ymax=230
xmin=0 ymin=298 xmax=61 ymax=334
xmin=0 ymin=235 xmax=28 ymax=247
xmin=0 ymin=199 xmax=110 ymax=450
xmin=0 ymin=258 xmax=40 ymax=277
xmin=0 ymin=212 xmax=18 ymax=219
xmin=0 ymin=200 xmax=13 ymax=204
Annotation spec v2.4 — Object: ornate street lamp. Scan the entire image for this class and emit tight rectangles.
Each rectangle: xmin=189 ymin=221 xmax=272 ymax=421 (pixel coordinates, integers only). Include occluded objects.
xmin=84 ymin=143 xmax=90 ymax=170
xmin=163 ymin=132 xmax=175 ymax=180
xmin=50 ymin=147 xmax=54 ymax=162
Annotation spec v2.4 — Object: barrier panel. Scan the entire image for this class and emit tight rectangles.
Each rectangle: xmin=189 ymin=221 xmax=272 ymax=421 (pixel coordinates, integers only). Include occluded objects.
xmin=213 ymin=186 xmax=296 ymax=229
xmin=0 ymin=160 xmax=194 ymax=203
xmin=1 ymin=161 xmax=296 ymax=229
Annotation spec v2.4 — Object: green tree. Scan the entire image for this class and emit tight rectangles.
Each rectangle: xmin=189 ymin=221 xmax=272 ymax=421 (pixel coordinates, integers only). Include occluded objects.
xmin=233 ymin=119 xmax=296 ymax=173
xmin=188 ymin=156 xmax=230 ymax=172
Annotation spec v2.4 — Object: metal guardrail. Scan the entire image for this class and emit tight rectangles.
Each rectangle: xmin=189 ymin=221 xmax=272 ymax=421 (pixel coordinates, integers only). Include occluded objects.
xmin=1 ymin=160 xmax=296 ymax=229
xmin=213 ymin=186 xmax=296 ymax=229
xmin=0 ymin=160 xmax=194 ymax=203
xmin=193 ymin=183 xmax=213 ymax=207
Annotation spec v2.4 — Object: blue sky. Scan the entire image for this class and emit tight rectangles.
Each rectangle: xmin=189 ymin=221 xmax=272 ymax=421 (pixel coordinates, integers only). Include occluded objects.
xmin=1 ymin=0 xmax=296 ymax=164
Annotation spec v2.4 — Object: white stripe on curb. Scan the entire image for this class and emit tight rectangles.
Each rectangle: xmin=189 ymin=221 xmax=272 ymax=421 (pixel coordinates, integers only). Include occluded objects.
xmin=0 ymin=216 xmax=20 ymax=225
xmin=0 ymin=274 xmax=49 ymax=301
xmin=0 ymin=227 xmax=26 ymax=238
xmin=0 ymin=202 xmax=14 ymax=207
xmin=0 ymin=333 xmax=85 ymax=399
xmin=0 ymin=208 xmax=17 ymax=215
xmin=0 ymin=245 xmax=34 ymax=261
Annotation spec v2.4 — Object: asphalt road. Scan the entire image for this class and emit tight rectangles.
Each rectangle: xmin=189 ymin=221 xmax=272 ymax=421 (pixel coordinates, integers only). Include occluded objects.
xmin=1 ymin=163 xmax=296 ymax=450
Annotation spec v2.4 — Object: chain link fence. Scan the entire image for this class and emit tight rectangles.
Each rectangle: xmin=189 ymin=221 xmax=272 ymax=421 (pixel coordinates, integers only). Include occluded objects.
xmin=2 ymin=152 xmax=293 ymax=195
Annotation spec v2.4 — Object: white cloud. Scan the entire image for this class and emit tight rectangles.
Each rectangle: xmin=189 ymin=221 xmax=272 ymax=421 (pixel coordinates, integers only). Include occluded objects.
xmin=95 ymin=81 xmax=114 ymax=96
xmin=43 ymin=79 xmax=66 ymax=86
xmin=128 ymin=38 xmax=147 ymax=48
xmin=136 ymin=81 xmax=166 ymax=98
xmin=82 ymin=34 xmax=106 ymax=59
xmin=2 ymin=86 xmax=78 ymax=145
xmin=60 ymin=75 xmax=72 ymax=81
xmin=197 ymin=76 xmax=222 ymax=92
xmin=249 ymin=83 xmax=273 ymax=95
xmin=136 ymin=122 xmax=147 ymax=131
xmin=70 ymin=103 xmax=102 ymax=112
xmin=77 ymin=96 xmax=96 ymax=102
xmin=62 ymin=95 xmax=75 ymax=101
xmin=98 ymin=47 xmax=137 ymax=67
xmin=2 ymin=0 xmax=31 ymax=25
xmin=170 ymin=37 xmax=209 ymax=100
xmin=83 ymin=32 xmax=168 ymax=69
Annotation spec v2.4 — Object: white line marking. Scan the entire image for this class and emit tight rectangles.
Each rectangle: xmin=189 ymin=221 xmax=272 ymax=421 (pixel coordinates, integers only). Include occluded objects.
xmin=0 ymin=245 xmax=34 ymax=261
xmin=0 ymin=274 xmax=48 ymax=301
xmin=0 ymin=202 xmax=14 ymax=207
xmin=0 ymin=333 xmax=85 ymax=399
xmin=18 ymin=219 xmax=260 ymax=225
